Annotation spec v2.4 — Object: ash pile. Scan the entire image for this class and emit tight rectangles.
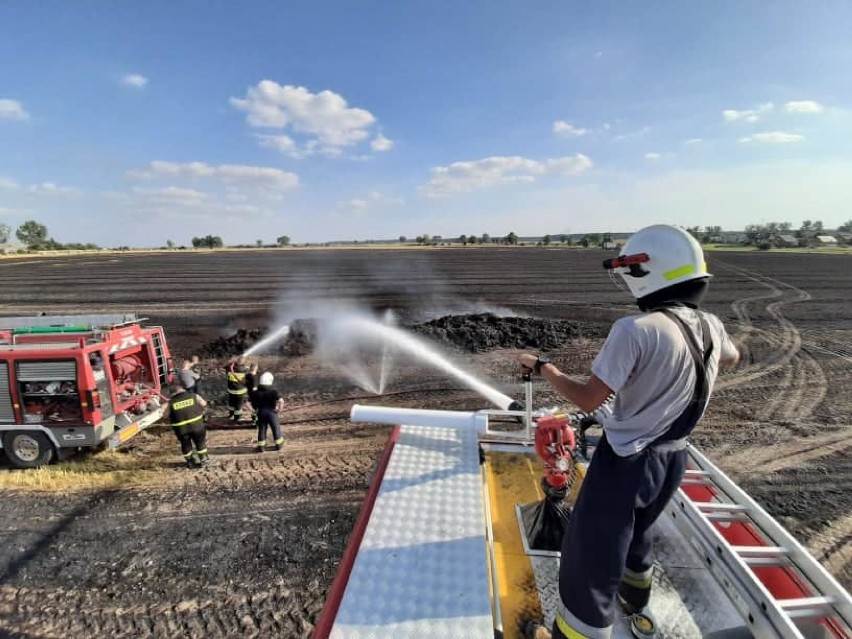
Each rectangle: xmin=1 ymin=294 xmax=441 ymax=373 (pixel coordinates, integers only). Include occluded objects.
xmin=411 ymin=313 xmax=604 ymax=352
xmin=200 ymin=313 xmax=603 ymax=358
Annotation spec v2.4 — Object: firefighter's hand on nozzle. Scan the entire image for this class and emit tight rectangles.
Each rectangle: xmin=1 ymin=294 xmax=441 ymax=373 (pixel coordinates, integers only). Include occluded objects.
xmin=518 ymin=353 xmax=538 ymax=372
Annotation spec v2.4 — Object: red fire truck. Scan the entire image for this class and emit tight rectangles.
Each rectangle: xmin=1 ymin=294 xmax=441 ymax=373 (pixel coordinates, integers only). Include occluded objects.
xmin=0 ymin=314 xmax=173 ymax=468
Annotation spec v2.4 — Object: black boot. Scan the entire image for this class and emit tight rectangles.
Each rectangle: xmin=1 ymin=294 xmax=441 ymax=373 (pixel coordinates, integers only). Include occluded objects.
xmin=618 ymin=581 xmax=651 ymax=614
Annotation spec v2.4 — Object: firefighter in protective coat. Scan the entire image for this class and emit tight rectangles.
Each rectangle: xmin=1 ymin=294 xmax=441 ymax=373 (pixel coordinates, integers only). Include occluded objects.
xmin=224 ymin=355 xmax=251 ymax=422
xmin=168 ymin=382 xmax=209 ymax=468
xmin=249 ymin=371 xmax=285 ymax=452
xmin=520 ymin=225 xmax=740 ymax=639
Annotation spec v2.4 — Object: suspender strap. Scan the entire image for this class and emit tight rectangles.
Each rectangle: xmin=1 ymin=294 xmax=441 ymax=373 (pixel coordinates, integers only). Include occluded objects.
xmin=653 ymin=308 xmax=714 ymax=444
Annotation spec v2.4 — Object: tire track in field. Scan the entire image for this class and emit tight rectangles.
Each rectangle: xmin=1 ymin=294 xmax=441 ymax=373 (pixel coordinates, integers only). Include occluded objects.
xmin=724 ymin=429 xmax=852 ymax=474
xmin=807 ymin=513 xmax=852 ymax=587
xmin=716 ymin=263 xmax=807 ymax=387
xmin=713 ymin=262 xmax=828 ymax=423
xmin=799 ymin=327 xmax=852 ymax=362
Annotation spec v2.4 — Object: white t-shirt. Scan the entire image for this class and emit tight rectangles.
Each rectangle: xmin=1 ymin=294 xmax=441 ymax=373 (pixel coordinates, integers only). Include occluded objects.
xmin=591 ymin=306 xmax=737 ymax=457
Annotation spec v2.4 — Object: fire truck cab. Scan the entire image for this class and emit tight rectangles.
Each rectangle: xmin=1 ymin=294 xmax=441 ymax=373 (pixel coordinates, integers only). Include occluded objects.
xmin=0 ymin=314 xmax=173 ymax=468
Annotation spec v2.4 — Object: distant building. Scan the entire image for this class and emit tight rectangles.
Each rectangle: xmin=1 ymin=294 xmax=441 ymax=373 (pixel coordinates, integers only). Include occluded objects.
xmin=816 ymin=235 xmax=839 ymax=246
xmin=774 ymin=234 xmax=799 ymax=248
xmin=718 ymin=232 xmax=746 ymax=245
xmin=601 ymin=241 xmax=617 ymax=250
xmin=0 ymin=242 xmax=25 ymax=254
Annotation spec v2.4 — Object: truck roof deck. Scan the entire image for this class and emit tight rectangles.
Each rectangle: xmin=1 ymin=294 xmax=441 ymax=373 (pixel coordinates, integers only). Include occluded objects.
xmin=318 ymin=422 xmax=755 ymax=639
xmin=0 ymin=313 xmax=142 ymax=331
xmin=0 ymin=342 xmax=87 ymax=352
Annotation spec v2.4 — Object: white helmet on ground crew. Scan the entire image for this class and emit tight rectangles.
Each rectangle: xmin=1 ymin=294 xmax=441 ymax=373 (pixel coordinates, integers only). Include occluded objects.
xmin=259 ymin=371 xmax=274 ymax=386
xmin=603 ymin=224 xmax=711 ymax=299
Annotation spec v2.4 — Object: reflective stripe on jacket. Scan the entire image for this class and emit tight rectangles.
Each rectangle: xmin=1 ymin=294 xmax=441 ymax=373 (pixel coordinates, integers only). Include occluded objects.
xmin=226 ymin=364 xmax=248 ymax=395
xmin=169 ymin=391 xmax=204 ymax=427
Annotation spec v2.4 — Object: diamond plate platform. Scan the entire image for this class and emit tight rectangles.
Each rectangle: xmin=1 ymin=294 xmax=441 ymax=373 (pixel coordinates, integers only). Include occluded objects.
xmin=329 ymin=424 xmax=493 ymax=639
xmin=529 ymin=508 xmax=744 ymax=638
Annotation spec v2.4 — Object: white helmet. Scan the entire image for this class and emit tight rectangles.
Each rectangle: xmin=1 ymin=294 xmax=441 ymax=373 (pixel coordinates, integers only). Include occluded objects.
xmin=603 ymin=224 xmax=711 ymax=299
xmin=259 ymin=371 xmax=274 ymax=386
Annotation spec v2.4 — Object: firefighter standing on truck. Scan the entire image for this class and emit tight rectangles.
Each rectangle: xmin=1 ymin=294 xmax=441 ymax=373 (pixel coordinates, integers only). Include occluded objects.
xmin=168 ymin=382 xmax=210 ymax=469
xmin=224 ymin=355 xmax=251 ymax=422
xmin=520 ymin=225 xmax=740 ymax=639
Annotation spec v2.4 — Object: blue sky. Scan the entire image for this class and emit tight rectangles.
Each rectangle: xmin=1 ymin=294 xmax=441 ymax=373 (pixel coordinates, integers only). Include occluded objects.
xmin=2 ymin=1 xmax=852 ymax=247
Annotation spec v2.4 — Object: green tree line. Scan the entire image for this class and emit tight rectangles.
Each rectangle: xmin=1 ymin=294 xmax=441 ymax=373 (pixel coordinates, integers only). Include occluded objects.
xmin=0 ymin=220 xmax=99 ymax=251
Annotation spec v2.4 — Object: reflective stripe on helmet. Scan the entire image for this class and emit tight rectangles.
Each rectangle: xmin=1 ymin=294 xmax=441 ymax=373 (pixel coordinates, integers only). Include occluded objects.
xmin=663 ymin=261 xmax=707 ymax=281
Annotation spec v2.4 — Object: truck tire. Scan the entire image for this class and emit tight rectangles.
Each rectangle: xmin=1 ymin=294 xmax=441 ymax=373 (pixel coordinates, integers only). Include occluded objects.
xmin=3 ymin=431 xmax=55 ymax=469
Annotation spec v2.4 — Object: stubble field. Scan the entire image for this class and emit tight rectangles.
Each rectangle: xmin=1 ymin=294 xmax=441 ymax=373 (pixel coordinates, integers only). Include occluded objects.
xmin=0 ymin=247 xmax=850 ymax=638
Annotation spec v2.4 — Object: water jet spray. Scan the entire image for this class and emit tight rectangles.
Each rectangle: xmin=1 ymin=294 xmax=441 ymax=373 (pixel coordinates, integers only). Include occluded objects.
xmin=326 ymin=315 xmax=516 ymax=410
xmin=243 ymin=324 xmax=290 ymax=357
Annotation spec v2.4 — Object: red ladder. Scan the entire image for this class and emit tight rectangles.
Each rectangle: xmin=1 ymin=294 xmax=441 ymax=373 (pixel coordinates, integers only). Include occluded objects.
xmin=667 ymin=446 xmax=852 ymax=639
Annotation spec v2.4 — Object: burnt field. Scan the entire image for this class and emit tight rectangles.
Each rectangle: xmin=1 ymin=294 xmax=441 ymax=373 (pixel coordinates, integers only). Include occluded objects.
xmin=1 ymin=247 xmax=851 ymax=638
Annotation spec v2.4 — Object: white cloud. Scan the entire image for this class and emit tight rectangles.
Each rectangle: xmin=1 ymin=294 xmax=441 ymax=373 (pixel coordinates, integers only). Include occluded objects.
xmin=121 ymin=161 xmax=298 ymax=221
xmin=784 ymin=100 xmax=823 ymax=114
xmin=27 ymin=182 xmax=79 ymax=195
xmin=685 ymin=138 xmax=703 ymax=145
xmin=0 ymin=176 xmax=19 ymax=190
xmin=127 ymin=160 xmax=299 ymax=190
xmin=370 ymin=133 xmax=394 ymax=152
xmin=644 ymin=152 xmax=661 ymax=160
xmin=106 ymin=187 xmax=263 ymax=220
xmin=614 ymin=126 xmax=651 ymax=141
xmin=418 ymin=154 xmax=592 ymax=198
xmin=739 ymin=131 xmax=804 ymax=144
xmin=553 ymin=121 xmax=588 ymax=136
xmin=132 ymin=186 xmax=209 ymax=204
xmin=723 ymin=102 xmax=774 ymax=123
xmin=544 ymin=156 xmax=594 ymax=175
xmin=345 ymin=190 xmax=404 ymax=211
xmin=122 ymin=74 xmax=149 ymax=88
xmin=257 ymin=134 xmax=300 ymax=156
xmin=595 ymin=51 xmax=603 ymax=59
xmin=231 ymin=80 xmax=386 ymax=158
xmin=0 ymin=99 xmax=30 ymax=121
xmin=0 ymin=177 xmax=79 ymax=195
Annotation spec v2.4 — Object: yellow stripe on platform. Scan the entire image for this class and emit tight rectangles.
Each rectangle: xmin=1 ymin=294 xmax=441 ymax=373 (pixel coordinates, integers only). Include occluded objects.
xmin=483 ymin=451 xmax=546 ymax=639
xmin=483 ymin=450 xmax=588 ymax=639
xmin=118 ymin=422 xmax=140 ymax=442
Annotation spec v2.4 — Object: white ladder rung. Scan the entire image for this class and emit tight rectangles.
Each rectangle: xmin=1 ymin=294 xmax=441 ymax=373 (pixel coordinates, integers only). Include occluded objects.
xmin=696 ymin=502 xmax=750 ymax=512
xmin=684 ymin=469 xmax=711 ymax=478
xmin=778 ymin=596 xmax=836 ymax=619
xmin=731 ymin=545 xmax=791 ymax=567
xmin=681 ymin=470 xmax=712 ymax=485
xmin=732 ymin=545 xmax=789 ymax=556
xmin=702 ymin=511 xmax=750 ymax=522
xmin=696 ymin=503 xmax=751 ymax=521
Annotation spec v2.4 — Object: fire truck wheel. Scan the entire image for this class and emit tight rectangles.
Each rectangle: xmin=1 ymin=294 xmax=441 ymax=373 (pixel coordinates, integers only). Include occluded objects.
xmin=3 ymin=431 xmax=55 ymax=469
